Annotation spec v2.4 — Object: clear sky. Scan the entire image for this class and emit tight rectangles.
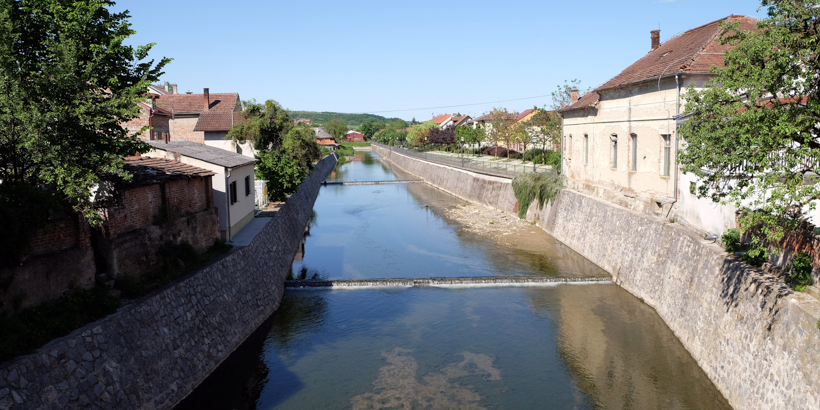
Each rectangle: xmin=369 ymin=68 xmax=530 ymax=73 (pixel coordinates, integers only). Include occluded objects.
xmin=116 ymin=0 xmax=767 ymax=122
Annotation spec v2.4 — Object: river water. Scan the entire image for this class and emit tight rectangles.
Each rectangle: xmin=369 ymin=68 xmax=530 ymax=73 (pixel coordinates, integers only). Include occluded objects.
xmin=177 ymin=152 xmax=730 ymax=410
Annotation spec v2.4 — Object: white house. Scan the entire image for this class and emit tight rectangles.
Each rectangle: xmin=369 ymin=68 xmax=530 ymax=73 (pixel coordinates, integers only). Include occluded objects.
xmin=145 ymin=140 xmax=258 ymax=241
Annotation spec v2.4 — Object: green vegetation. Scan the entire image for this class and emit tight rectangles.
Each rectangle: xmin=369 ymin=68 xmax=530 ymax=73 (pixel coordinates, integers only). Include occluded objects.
xmin=0 ymin=285 xmax=120 ymax=363
xmin=115 ymin=240 xmax=232 ymax=299
xmin=256 ymin=151 xmax=309 ymax=202
xmin=790 ymin=252 xmax=814 ymax=292
xmin=511 ymin=172 xmax=565 ymax=219
xmin=228 ymin=99 xmax=293 ymax=151
xmin=0 ymin=1 xmax=169 ymax=266
xmin=721 ymin=228 xmax=742 ymax=253
xmin=322 ymin=118 xmax=349 ymax=142
xmin=524 ymin=149 xmax=561 ymax=167
xmin=340 ymin=142 xmax=371 ymax=147
xmin=288 ymin=111 xmax=403 ymax=129
xmin=679 ymin=1 xmax=820 ymax=250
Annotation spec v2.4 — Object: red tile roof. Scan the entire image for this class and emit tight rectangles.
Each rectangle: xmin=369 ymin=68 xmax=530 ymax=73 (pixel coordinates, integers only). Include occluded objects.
xmin=560 ymin=15 xmax=757 ymax=112
xmin=515 ymin=109 xmax=535 ymax=121
xmin=432 ymin=114 xmax=452 ymax=124
xmin=155 ymin=93 xmax=239 ymax=114
xmin=317 ymin=138 xmax=338 ymax=146
xmin=193 ymin=111 xmax=246 ymax=132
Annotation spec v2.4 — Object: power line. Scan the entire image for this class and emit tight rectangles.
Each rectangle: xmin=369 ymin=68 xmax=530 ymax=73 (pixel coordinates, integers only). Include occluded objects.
xmin=361 ymin=93 xmax=554 ymax=114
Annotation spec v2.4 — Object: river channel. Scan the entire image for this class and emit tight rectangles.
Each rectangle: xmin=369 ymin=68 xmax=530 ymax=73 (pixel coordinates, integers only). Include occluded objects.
xmin=177 ymin=152 xmax=731 ymax=409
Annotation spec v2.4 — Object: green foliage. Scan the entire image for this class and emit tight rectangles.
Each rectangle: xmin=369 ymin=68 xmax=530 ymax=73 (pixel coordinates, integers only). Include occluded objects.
xmin=406 ymin=121 xmax=439 ymax=147
xmin=742 ymin=246 xmax=769 ymax=267
xmin=790 ymin=252 xmax=814 ymax=292
xmin=282 ymin=125 xmax=322 ymax=169
xmin=340 ymin=142 xmax=371 ymax=147
xmin=287 ymin=111 xmax=401 ymax=129
xmin=527 ymin=109 xmax=562 ymax=163
xmin=551 ymin=79 xmax=586 ymax=109
xmin=721 ymin=228 xmax=742 ymax=252
xmin=322 ymin=118 xmax=349 ymax=142
xmin=255 ymin=151 xmax=308 ymax=202
xmin=0 ymin=1 xmax=169 ymax=229
xmin=524 ymin=149 xmax=560 ymax=167
xmin=511 ymin=172 xmax=565 ymax=219
xmin=455 ymin=125 xmax=486 ymax=147
xmin=228 ymin=99 xmax=293 ymax=152
xmin=115 ymin=240 xmax=232 ymax=299
xmin=678 ymin=3 xmax=820 ymax=247
xmin=0 ymin=285 xmax=120 ymax=363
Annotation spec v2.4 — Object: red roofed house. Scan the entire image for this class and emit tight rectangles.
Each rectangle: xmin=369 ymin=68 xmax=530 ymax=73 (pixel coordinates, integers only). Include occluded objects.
xmin=315 ymin=128 xmax=339 ymax=151
xmin=154 ymin=88 xmax=253 ymax=158
xmin=558 ymin=15 xmax=757 ymax=235
xmin=345 ymin=131 xmax=365 ymax=142
xmin=124 ymin=101 xmax=171 ymax=142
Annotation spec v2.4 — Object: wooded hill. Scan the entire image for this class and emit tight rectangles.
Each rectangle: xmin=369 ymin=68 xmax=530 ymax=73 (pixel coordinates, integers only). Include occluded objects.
xmin=287 ymin=111 xmax=404 ymax=129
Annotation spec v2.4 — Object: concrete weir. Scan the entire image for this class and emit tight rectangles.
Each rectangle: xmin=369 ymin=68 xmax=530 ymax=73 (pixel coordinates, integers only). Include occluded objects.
xmin=372 ymin=144 xmax=820 ymax=410
xmin=286 ymin=276 xmax=612 ymax=288
xmin=322 ymin=179 xmax=422 ymax=186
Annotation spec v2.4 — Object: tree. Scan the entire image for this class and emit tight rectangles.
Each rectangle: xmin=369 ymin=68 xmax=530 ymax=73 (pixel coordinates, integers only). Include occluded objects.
xmin=255 ymin=151 xmax=307 ymax=202
xmin=513 ymin=122 xmax=531 ymax=159
xmin=282 ymin=125 xmax=321 ymax=170
xmin=428 ymin=127 xmax=454 ymax=145
xmin=228 ymin=99 xmax=293 ymax=152
xmin=678 ymin=2 xmax=819 ymax=246
xmin=0 ymin=0 xmax=169 ymax=264
xmin=406 ymin=121 xmax=438 ymax=147
xmin=455 ymin=125 xmax=485 ymax=150
xmin=551 ymin=79 xmax=583 ymax=110
xmin=322 ymin=118 xmax=348 ymax=142
xmin=359 ymin=121 xmax=379 ymax=140
xmin=486 ymin=109 xmax=515 ymax=158
xmin=527 ymin=109 xmax=562 ymax=166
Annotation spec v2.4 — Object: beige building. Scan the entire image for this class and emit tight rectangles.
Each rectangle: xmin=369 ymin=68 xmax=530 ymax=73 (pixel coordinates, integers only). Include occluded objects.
xmin=559 ymin=15 xmax=756 ymax=235
xmin=145 ymin=140 xmax=258 ymax=241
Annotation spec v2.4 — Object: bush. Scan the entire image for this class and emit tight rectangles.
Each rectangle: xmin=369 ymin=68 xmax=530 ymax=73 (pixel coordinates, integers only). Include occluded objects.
xmin=741 ymin=246 xmax=768 ymax=267
xmin=721 ymin=228 xmax=741 ymax=252
xmin=509 ymin=152 xmax=523 ymax=160
xmin=790 ymin=252 xmax=814 ymax=292
xmin=255 ymin=151 xmax=308 ymax=202
xmin=483 ymin=147 xmax=518 ymax=157
xmin=511 ymin=172 xmax=564 ymax=219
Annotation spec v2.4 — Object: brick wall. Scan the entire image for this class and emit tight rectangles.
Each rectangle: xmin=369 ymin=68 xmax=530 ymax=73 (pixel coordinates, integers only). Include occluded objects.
xmin=169 ymin=116 xmax=204 ymax=143
xmin=26 ymin=216 xmax=89 ymax=258
xmin=123 ymin=107 xmax=151 ymax=141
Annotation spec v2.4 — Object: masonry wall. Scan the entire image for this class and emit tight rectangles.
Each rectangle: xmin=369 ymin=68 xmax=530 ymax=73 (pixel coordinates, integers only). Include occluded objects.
xmin=374 ymin=144 xmax=820 ymax=410
xmin=0 ymin=155 xmax=336 ymax=410
xmin=169 ymin=116 xmax=204 ymax=143
xmin=0 ymin=216 xmax=95 ymax=312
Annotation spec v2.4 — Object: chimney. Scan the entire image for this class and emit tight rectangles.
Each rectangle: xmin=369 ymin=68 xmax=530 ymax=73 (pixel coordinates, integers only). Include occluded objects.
xmin=570 ymin=88 xmax=579 ymax=103
xmin=651 ymin=30 xmax=661 ymax=51
xmin=171 ymin=84 xmax=178 ymax=94
xmin=203 ymin=88 xmax=210 ymax=111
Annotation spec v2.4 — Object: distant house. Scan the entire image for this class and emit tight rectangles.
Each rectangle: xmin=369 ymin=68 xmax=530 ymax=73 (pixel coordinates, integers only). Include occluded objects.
xmin=315 ymin=128 xmax=339 ymax=150
xmin=148 ymin=82 xmax=178 ymax=96
xmin=558 ymin=15 xmax=757 ymax=235
xmin=145 ymin=140 xmax=258 ymax=241
xmin=154 ymin=88 xmax=252 ymax=157
xmin=345 ymin=131 xmax=364 ymax=142
xmin=295 ymin=118 xmax=313 ymax=125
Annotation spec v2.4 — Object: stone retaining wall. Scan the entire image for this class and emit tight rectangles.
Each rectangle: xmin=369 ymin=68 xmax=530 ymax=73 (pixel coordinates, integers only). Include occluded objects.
xmin=374 ymin=145 xmax=820 ymax=410
xmin=0 ymin=155 xmax=337 ymax=410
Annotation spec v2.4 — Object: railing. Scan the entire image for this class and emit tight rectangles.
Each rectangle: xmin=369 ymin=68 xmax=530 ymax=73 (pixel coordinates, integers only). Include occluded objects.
xmin=371 ymin=142 xmax=556 ymax=179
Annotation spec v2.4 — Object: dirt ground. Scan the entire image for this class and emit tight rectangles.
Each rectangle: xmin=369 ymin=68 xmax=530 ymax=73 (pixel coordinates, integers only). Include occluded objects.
xmin=442 ymin=203 xmax=554 ymax=253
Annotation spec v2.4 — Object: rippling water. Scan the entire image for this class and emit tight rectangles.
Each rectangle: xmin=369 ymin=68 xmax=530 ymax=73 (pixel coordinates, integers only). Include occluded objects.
xmin=177 ymin=153 xmax=730 ymax=410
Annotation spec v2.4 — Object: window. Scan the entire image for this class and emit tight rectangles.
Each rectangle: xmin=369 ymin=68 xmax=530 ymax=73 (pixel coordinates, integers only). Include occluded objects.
xmin=630 ymin=134 xmax=637 ymax=172
xmin=584 ymin=134 xmax=589 ymax=165
xmin=610 ymin=134 xmax=618 ymax=169
xmin=245 ymin=176 xmax=251 ymax=196
xmin=662 ymin=135 xmax=671 ymax=176
xmin=230 ymin=181 xmax=237 ymax=205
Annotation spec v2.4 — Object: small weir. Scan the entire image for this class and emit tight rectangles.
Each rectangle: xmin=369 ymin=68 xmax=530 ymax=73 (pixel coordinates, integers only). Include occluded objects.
xmin=285 ymin=276 xmax=612 ymax=288
xmin=322 ymin=179 xmax=423 ymax=185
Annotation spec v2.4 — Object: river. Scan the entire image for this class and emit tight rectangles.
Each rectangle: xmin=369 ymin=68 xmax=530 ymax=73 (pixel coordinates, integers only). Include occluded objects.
xmin=177 ymin=152 xmax=731 ymax=410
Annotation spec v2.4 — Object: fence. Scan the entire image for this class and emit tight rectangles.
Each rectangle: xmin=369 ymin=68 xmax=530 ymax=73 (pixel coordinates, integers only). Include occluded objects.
xmin=371 ymin=142 xmax=556 ymax=179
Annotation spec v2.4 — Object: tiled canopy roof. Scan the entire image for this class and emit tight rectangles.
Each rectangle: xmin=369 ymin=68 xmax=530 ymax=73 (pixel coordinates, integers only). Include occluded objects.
xmin=122 ymin=157 xmax=215 ymax=187
xmin=155 ymin=93 xmax=239 ymax=114
xmin=560 ymin=15 xmax=757 ymax=112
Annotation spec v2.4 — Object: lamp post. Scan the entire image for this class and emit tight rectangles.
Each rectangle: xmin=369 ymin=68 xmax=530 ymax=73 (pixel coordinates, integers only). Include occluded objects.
xmin=461 ymin=136 xmax=465 ymax=168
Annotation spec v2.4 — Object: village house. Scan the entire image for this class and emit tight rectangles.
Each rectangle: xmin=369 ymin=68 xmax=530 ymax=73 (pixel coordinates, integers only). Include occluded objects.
xmin=345 ymin=130 xmax=365 ymax=142
xmin=315 ymin=128 xmax=339 ymax=150
xmin=145 ymin=140 xmax=258 ymax=241
xmin=558 ymin=15 xmax=757 ymax=235
xmin=153 ymin=88 xmax=253 ymax=157
xmin=123 ymin=100 xmax=172 ymax=142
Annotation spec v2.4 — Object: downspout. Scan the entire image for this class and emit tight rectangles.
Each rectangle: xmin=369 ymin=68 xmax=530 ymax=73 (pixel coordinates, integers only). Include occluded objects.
xmin=225 ymin=167 xmax=233 ymax=242
xmin=663 ymin=74 xmax=682 ymax=218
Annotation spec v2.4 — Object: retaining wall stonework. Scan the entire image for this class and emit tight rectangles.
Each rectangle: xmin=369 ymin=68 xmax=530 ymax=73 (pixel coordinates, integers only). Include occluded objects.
xmin=0 ymin=155 xmax=336 ymax=410
xmin=374 ymin=145 xmax=820 ymax=410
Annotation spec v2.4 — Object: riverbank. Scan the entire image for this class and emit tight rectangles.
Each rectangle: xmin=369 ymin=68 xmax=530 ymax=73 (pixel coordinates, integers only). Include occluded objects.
xmin=0 ymin=156 xmax=337 ymax=410
xmin=373 ymin=144 xmax=820 ymax=410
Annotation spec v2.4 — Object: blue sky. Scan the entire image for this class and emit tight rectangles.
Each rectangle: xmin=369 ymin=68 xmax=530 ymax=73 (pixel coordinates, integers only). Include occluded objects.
xmin=117 ymin=0 xmax=767 ymax=122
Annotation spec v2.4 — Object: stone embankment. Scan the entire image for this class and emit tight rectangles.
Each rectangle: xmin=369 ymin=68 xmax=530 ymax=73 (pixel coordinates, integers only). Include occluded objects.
xmin=373 ymin=144 xmax=820 ymax=410
xmin=0 ymin=155 xmax=337 ymax=410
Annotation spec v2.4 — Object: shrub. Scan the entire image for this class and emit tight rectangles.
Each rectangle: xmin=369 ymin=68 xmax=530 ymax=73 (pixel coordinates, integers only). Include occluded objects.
xmin=509 ymin=152 xmax=523 ymax=160
xmin=524 ymin=149 xmax=561 ymax=167
xmin=721 ymin=228 xmax=741 ymax=252
xmin=741 ymin=246 xmax=768 ymax=267
xmin=511 ymin=172 xmax=564 ymax=219
xmin=790 ymin=252 xmax=814 ymax=292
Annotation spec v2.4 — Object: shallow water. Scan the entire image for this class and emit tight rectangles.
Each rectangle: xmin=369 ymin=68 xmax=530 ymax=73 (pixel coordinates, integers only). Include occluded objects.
xmin=177 ymin=153 xmax=730 ymax=410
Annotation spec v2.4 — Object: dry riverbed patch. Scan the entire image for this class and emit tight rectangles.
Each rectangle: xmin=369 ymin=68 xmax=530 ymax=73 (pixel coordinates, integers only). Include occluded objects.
xmin=443 ymin=204 xmax=547 ymax=251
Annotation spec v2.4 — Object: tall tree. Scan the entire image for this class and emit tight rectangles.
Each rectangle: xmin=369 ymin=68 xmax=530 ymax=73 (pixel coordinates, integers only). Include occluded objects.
xmin=455 ymin=125 xmax=485 ymax=150
xmin=678 ymin=2 xmax=819 ymax=245
xmin=228 ymin=99 xmax=293 ymax=152
xmin=322 ymin=118 xmax=348 ymax=142
xmin=0 ymin=0 xmax=169 ymax=263
xmin=282 ymin=125 xmax=321 ymax=170
xmin=551 ymin=79 xmax=583 ymax=109
xmin=487 ymin=109 xmax=515 ymax=158
xmin=527 ymin=109 xmax=562 ymax=166
xmin=513 ymin=121 xmax=531 ymax=159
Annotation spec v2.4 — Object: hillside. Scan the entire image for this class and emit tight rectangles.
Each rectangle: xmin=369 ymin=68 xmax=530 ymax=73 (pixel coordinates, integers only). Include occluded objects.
xmin=288 ymin=111 xmax=404 ymax=129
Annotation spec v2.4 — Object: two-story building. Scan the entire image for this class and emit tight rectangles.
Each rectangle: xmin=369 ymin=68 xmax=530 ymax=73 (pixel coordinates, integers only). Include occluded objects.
xmin=559 ymin=15 xmax=757 ymax=235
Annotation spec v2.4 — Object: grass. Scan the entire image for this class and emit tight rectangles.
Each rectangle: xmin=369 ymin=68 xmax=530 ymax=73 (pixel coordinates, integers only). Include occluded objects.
xmin=511 ymin=172 xmax=565 ymax=219
xmin=340 ymin=142 xmax=371 ymax=147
